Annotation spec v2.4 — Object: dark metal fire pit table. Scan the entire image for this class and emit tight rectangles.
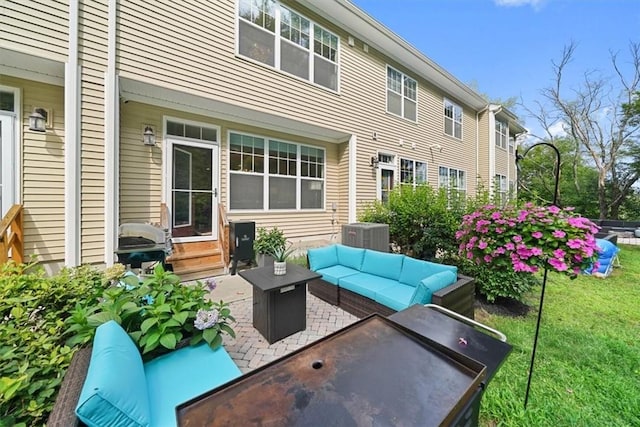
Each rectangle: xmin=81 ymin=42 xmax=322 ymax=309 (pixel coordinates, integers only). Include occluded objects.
xmin=176 ymin=314 xmax=486 ymax=426
xmin=390 ymin=304 xmax=513 ymax=426
xmin=239 ymin=263 xmax=321 ymax=344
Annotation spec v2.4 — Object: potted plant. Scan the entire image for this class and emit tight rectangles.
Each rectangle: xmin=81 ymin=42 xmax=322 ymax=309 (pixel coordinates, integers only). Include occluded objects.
xmin=253 ymin=226 xmax=286 ymax=267
xmin=268 ymin=241 xmax=296 ymax=275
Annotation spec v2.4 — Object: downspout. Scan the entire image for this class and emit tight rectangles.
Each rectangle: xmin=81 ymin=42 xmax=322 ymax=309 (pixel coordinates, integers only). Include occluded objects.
xmin=64 ymin=0 xmax=80 ymax=266
xmin=348 ymin=134 xmax=357 ymax=224
xmin=488 ymin=105 xmax=502 ymax=197
xmin=104 ymin=0 xmax=118 ymax=265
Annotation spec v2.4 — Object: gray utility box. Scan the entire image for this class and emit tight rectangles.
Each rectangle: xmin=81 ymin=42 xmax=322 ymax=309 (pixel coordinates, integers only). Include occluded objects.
xmin=342 ymin=223 xmax=389 ymax=252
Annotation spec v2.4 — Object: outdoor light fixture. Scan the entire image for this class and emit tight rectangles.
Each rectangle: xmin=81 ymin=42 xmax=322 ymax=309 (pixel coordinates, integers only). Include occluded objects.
xmin=28 ymin=108 xmax=47 ymax=132
xmin=370 ymin=156 xmax=379 ymax=169
xmin=143 ymin=125 xmax=155 ymax=146
xmin=516 ymin=141 xmax=561 ymax=409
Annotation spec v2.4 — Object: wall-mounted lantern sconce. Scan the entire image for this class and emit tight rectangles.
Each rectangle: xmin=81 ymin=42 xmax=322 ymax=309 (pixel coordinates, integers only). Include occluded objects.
xmin=143 ymin=125 xmax=156 ymax=146
xmin=370 ymin=156 xmax=379 ymax=169
xmin=28 ymin=108 xmax=48 ymax=132
xmin=372 ymin=131 xmax=378 ymax=141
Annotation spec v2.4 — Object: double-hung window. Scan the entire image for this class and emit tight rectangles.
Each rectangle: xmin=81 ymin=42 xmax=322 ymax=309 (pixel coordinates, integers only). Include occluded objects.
xmin=439 ymin=166 xmax=466 ymax=202
xmin=229 ymin=132 xmax=325 ymax=211
xmin=400 ymin=158 xmax=427 ymax=188
xmin=495 ymin=120 xmax=508 ymax=149
xmin=494 ymin=174 xmax=508 ymax=205
xmin=237 ymin=0 xmax=339 ymax=91
xmin=387 ymin=66 xmax=417 ymax=121
xmin=444 ymin=99 xmax=462 ymax=139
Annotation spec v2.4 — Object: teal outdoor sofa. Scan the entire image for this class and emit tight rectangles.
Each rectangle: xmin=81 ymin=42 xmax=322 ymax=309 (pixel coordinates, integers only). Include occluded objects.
xmin=47 ymin=320 xmax=241 ymax=427
xmin=307 ymin=244 xmax=475 ymax=319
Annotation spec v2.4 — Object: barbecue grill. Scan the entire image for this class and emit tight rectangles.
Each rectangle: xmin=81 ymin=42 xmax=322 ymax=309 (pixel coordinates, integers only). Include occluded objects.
xmin=115 ymin=222 xmax=172 ymax=270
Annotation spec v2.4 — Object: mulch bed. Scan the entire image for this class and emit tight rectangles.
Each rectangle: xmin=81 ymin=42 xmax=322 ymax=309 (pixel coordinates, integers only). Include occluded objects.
xmin=474 ymin=294 xmax=531 ymax=318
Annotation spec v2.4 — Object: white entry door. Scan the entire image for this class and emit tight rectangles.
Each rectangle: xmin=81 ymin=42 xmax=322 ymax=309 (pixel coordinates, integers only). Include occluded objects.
xmin=0 ymin=114 xmax=16 ymax=217
xmin=166 ymin=138 xmax=219 ymax=242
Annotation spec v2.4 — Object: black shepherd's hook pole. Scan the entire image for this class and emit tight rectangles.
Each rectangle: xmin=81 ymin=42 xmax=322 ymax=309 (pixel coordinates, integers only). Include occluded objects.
xmin=515 ymin=141 xmax=561 ymax=409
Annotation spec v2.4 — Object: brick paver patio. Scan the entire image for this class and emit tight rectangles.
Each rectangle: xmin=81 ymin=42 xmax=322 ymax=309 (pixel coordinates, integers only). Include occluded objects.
xmin=223 ymin=292 xmax=358 ymax=374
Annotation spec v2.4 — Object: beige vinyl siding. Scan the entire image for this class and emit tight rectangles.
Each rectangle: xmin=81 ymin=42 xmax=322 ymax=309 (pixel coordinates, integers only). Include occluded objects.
xmin=0 ymin=76 xmax=66 ymax=263
xmin=119 ymin=102 xmax=342 ymax=243
xmin=0 ymin=1 xmax=69 ymax=62
xmin=116 ymin=1 xmax=483 ymax=214
xmin=78 ymin=0 xmax=108 ymax=263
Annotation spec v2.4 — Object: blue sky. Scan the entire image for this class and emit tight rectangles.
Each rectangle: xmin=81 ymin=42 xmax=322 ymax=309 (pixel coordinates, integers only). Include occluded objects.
xmin=351 ymin=0 xmax=640 ymax=133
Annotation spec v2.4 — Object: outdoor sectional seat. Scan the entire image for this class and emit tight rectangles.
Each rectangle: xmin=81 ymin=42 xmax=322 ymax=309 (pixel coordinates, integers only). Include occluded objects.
xmin=47 ymin=320 xmax=241 ymax=427
xmin=307 ymin=244 xmax=475 ymax=319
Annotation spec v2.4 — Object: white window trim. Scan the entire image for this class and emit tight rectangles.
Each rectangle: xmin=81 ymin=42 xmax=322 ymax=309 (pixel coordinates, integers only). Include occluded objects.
xmin=227 ymin=130 xmax=326 ymax=213
xmin=438 ymin=165 xmax=467 ymax=193
xmin=386 ymin=65 xmax=418 ymax=122
xmin=235 ymin=0 xmax=340 ymax=93
xmin=495 ymin=120 xmax=508 ymax=150
xmin=443 ymin=98 xmax=463 ymax=140
xmin=162 ymin=117 xmax=220 ymax=243
xmin=400 ymin=157 xmax=428 ymax=188
xmin=494 ymin=174 xmax=508 ymax=203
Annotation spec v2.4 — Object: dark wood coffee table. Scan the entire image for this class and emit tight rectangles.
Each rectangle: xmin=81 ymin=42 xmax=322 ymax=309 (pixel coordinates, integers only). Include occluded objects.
xmin=239 ymin=263 xmax=321 ymax=344
xmin=176 ymin=314 xmax=486 ymax=426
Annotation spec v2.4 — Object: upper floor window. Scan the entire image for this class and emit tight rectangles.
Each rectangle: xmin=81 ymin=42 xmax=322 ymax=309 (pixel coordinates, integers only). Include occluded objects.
xmin=444 ymin=99 xmax=462 ymax=139
xmin=229 ymin=132 xmax=325 ymax=211
xmin=237 ymin=0 xmax=339 ymax=91
xmin=439 ymin=166 xmax=466 ymax=203
xmin=508 ymin=136 xmax=515 ymax=154
xmin=495 ymin=120 xmax=508 ymax=149
xmin=400 ymin=158 xmax=427 ymax=188
xmin=387 ymin=66 xmax=417 ymax=121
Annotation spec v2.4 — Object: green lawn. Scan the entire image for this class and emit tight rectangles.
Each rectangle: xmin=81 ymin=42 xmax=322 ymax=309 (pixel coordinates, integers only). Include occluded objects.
xmin=478 ymin=244 xmax=640 ymax=426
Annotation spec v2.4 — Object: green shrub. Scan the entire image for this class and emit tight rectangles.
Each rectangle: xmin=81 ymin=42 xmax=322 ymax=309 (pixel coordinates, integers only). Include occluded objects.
xmin=66 ymin=264 xmax=235 ymax=360
xmin=253 ymin=227 xmax=286 ymax=255
xmin=455 ymin=258 xmax=540 ymax=302
xmin=0 ymin=261 xmax=104 ymax=426
xmin=359 ymin=185 xmax=464 ymax=259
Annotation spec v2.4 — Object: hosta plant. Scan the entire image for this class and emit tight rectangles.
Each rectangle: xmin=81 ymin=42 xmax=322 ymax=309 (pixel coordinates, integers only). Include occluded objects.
xmin=66 ymin=264 xmax=235 ymax=359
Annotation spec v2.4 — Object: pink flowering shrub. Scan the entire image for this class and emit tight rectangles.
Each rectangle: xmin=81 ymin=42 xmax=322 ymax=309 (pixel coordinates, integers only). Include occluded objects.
xmin=456 ymin=203 xmax=600 ymax=278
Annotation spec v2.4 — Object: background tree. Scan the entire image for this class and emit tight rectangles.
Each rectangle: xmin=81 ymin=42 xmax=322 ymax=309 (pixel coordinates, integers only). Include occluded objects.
xmin=517 ymin=137 xmax=599 ymax=218
xmin=523 ymin=41 xmax=640 ymax=219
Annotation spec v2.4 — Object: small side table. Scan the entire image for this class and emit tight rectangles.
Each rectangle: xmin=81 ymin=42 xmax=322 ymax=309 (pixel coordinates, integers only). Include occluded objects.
xmin=239 ymin=264 xmax=320 ymax=344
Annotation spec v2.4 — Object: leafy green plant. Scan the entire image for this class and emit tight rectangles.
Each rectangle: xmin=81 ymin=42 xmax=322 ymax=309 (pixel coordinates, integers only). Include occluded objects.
xmin=268 ymin=241 xmax=296 ymax=262
xmin=0 ymin=261 xmax=104 ymax=426
xmin=359 ymin=184 xmax=464 ymax=259
xmin=456 ymin=258 xmax=540 ymax=302
xmin=253 ymin=226 xmax=286 ymax=255
xmin=65 ymin=264 xmax=235 ymax=359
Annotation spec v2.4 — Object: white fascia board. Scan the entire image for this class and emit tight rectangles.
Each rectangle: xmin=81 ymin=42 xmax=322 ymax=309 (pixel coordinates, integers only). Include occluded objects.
xmin=0 ymin=48 xmax=65 ymax=86
xmin=118 ymin=76 xmax=351 ymax=144
xmin=297 ymin=0 xmax=487 ymax=111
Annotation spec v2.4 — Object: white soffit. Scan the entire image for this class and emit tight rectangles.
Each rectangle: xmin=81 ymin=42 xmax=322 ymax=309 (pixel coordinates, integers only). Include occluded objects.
xmin=119 ymin=77 xmax=351 ymax=144
xmin=0 ymin=48 xmax=65 ymax=86
xmin=297 ymin=0 xmax=487 ymax=111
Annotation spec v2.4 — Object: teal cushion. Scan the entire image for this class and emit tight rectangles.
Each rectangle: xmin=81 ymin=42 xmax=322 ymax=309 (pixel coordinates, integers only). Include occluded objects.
xmin=316 ymin=265 xmax=360 ymax=285
xmin=360 ymin=250 xmax=404 ymax=280
xmin=420 ymin=270 xmax=458 ymax=294
xmin=374 ymin=283 xmax=415 ymax=311
xmin=409 ymin=281 xmax=433 ymax=305
xmin=339 ymin=273 xmax=398 ymax=300
xmin=144 ymin=343 xmax=241 ymax=427
xmin=336 ymin=245 xmax=366 ymax=270
xmin=308 ymin=245 xmax=338 ymax=271
xmin=398 ymin=257 xmax=457 ymax=288
xmin=76 ymin=320 xmax=151 ymax=427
